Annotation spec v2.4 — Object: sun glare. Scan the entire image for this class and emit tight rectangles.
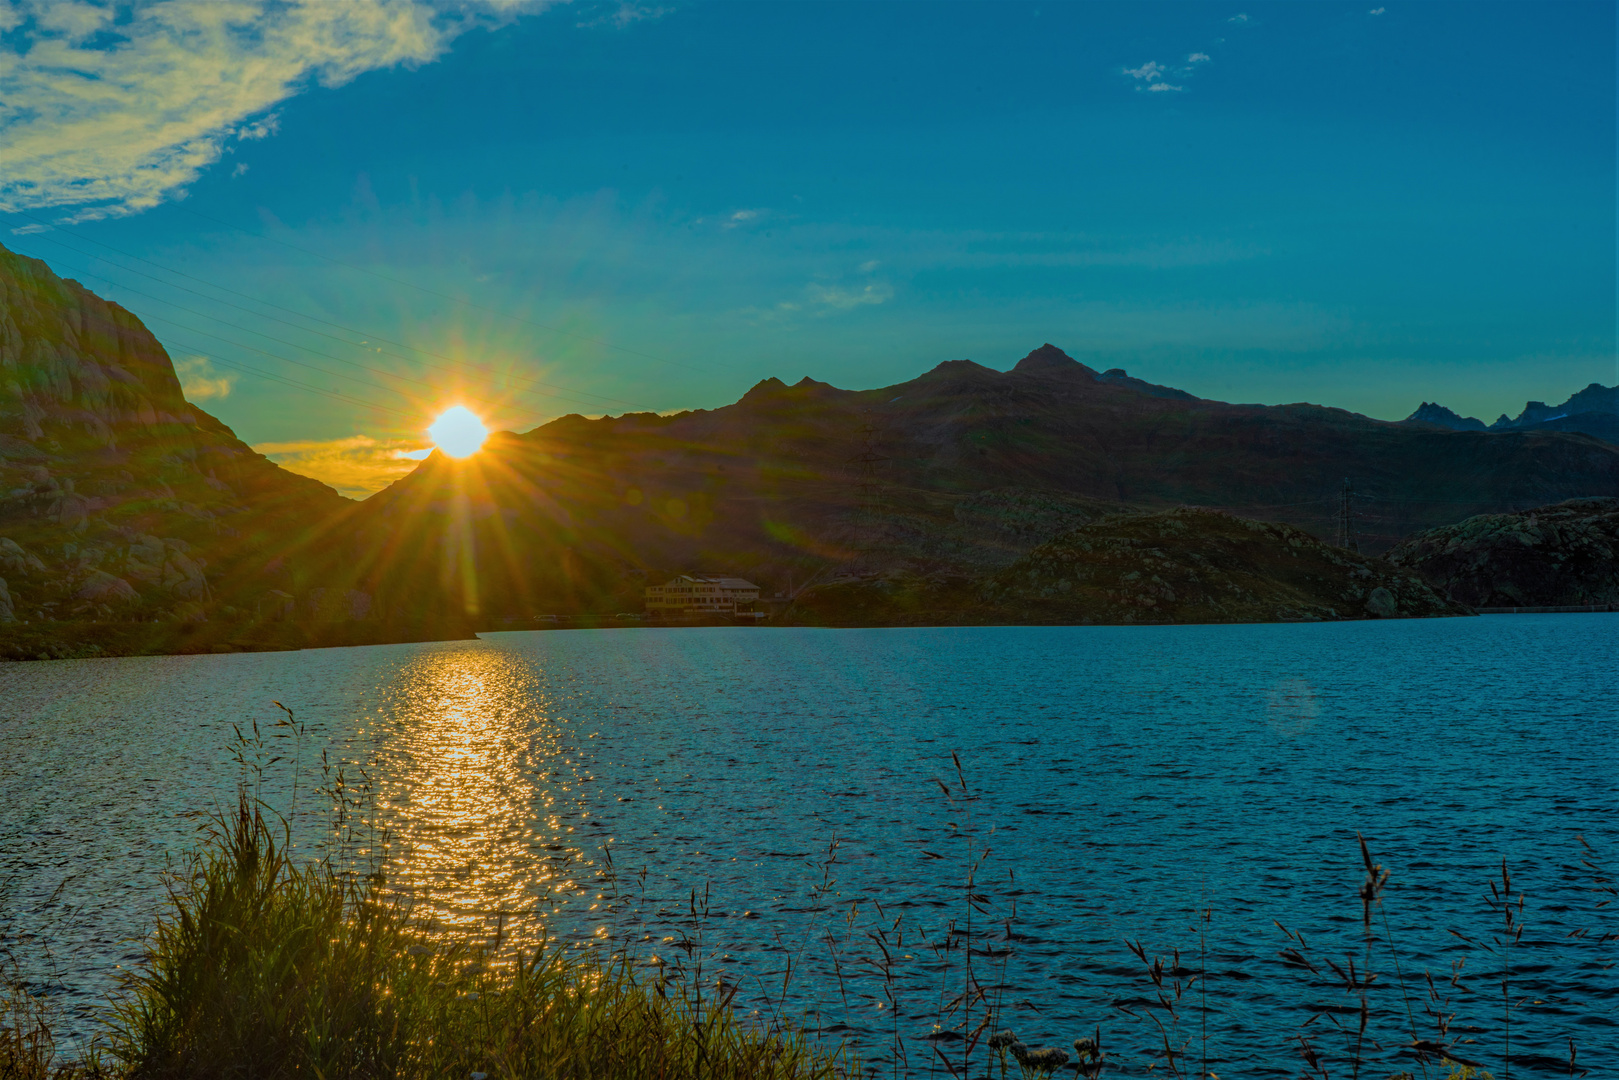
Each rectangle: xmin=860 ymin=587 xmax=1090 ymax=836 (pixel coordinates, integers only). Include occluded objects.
xmin=428 ymin=405 xmax=489 ymax=458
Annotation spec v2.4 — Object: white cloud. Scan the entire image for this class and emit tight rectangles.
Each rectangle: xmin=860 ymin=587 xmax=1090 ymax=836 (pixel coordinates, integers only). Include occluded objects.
xmin=231 ymin=163 xmax=249 ymax=178
xmin=174 ymin=355 xmax=234 ymax=401
xmin=9 ymin=223 xmax=51 ymax=235
xmin=1188 ymin=52 xmax=1211 ymax=63
xmin=722 ymin=208 xmax=765 ymax=230
xmin=1229 ymin=13 xmax=1250 ymax=22
xmin=806 ymin=281 xmax=893 ymax=312
xmin=1124 ymin=60 xmax=1187 ymax=93
xmin=0 ymin=1 xmax=543 ymax=222
xmin=858 ymin=259 xmax=881 ymax=273
xmin=1369 ymin=6 xmax=1386 ymax=13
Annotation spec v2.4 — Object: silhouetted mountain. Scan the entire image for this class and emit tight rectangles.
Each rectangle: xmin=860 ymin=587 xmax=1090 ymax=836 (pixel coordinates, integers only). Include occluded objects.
xmin=1407 ymin=382 xmax=1618 ymax=443
xmin=1402 ymin=402 xmax=1487 ymax=431
xmin=331 ymin=344 xmax=1619 ymax=622
xmin=7 ymin=242 xmax=1619 ymax=646
xmin=1493 ymin=382 xmax=1618 ymax=429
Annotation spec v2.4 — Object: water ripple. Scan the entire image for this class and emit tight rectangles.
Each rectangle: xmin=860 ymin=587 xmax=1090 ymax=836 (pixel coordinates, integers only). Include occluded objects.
xmin=1 ymin=617 xmax=1615 ymax=1074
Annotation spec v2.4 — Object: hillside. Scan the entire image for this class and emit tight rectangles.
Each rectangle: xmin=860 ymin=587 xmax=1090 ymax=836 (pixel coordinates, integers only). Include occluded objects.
xmin=782 ymin=507 xmax=1466 ymax=626
xmin=1386 ymin=497 xmax=1619 ymax=609
xmin=0 ymin=244 xmax=466 ymax=657
xmin=331 ymin=344 xmax=1619 ymax=621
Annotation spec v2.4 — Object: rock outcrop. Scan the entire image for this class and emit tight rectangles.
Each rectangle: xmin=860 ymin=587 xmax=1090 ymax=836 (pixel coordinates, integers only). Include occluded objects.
xmin=1386 ymin=498 xmax=1619 ymax=608
xmin=784 ymin=508 xmax=1466 ymax=626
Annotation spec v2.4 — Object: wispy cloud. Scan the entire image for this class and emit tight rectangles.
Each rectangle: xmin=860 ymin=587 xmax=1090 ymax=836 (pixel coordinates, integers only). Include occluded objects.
xmin=1188 ymin=52 xmax=1211 ymax=63
xmin=577 ymin=2 xmax=672 ymax=30
xmin=253 ymin=434 xmax=431 ymax=499
xmin=174 ymin=355 xmax=233 ymax=401
xmin=1229 ymin=12 xmax=1250 ymax=23
xmin=1148 ymin=82 xmax=1183 ymax=93
xmin=806 ymin=281 xmax=893 ymax=312
xmin=1369 ymin=6 xmax=1386 ymax=13
xmin=722 ymin=208 xmax=765 ymax=230
xmin=0 ymin=1 xmax=542 ymax=222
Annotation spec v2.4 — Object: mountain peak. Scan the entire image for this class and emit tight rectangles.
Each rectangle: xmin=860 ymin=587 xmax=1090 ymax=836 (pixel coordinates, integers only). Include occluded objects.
xmin=1403 ymin=402 xmax=1486 ymax=431
xmin=1011 ymin=344 xmax=1097 ymax=378
xmin=740 ymin=376 xmax=789 ymax=401
xmin=921 ymin=358 xmax=998 ymax=379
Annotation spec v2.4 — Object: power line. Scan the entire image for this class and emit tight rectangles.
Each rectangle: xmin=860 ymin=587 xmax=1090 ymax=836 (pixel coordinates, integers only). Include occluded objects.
xmin=169 ymin=205 xmax=716 ymax=376
xmin=162 ymin=337 xmax=419 ymax=420
xmin=142 ymin=311 xmax=448 ymax=409
xmin=49 ymin=256 xmax=606 ymax=419
xmin=19 ymin=227 xmax=647 ymax=413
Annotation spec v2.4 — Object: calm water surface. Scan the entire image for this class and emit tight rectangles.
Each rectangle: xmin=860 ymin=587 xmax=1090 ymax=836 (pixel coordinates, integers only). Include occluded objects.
xmin=2 ymin=618 xmax=1616 ymax=1075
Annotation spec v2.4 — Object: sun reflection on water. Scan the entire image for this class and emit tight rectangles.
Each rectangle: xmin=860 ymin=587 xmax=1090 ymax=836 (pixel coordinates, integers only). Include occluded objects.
xmin=371 ymin=647 xmax=597 ymax=954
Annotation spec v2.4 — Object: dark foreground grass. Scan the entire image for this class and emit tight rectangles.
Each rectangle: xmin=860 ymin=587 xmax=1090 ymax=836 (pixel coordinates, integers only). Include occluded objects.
xmin=1 ymin=796 xmax=844 ymax=1080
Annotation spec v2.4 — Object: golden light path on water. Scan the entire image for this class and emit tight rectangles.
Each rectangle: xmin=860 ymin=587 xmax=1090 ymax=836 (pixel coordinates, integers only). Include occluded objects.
xmin=1 ymin=621 xmax=1616 ymax=1073
xmin=368 ymin=646 xmax=602 ymax=955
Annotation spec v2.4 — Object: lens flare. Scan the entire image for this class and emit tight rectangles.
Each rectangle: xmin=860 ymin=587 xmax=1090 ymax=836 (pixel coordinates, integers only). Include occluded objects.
xmin=427 ymin=406 xmax=489 ymax=458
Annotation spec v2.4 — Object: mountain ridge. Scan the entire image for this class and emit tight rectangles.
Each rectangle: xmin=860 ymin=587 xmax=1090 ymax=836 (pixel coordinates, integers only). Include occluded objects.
xmin=1401 ymin=381 xmax=1618 ymax=442
xmin=6 ymin=243 xmax=1619 ymax=648
xmin=331 ymin=343 xmax=1619 ymax=622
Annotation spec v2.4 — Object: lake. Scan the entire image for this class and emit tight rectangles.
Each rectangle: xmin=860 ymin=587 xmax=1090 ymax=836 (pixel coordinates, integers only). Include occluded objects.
xmin=2 ymin=617 xmax=1616 ymax=1075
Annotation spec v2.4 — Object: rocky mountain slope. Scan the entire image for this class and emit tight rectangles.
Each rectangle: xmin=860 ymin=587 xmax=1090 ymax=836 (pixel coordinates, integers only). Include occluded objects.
xmin=0 ymin=244 xmax=451 ymax=657
xmin=1386 ymin=497 xmax=1619 ymax=609
xmin=782 ymin=508 xmax=1465 ymax=626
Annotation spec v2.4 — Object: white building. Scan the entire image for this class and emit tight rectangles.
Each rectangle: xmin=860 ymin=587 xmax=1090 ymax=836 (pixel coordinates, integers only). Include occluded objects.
xmin=645 ymin=575 xmax=761 ymax=615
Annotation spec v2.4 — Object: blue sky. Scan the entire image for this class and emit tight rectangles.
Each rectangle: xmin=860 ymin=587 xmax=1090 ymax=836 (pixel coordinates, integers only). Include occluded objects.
xmin=2 ymin=0 xmax=1613 ymax=496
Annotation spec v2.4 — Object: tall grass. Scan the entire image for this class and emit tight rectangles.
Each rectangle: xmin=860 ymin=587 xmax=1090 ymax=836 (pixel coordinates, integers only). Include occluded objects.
xmin=5 ymin=733 xmax=1612 ymax=1080
xmin=3 ymin=794 xmax=843 ymax=1080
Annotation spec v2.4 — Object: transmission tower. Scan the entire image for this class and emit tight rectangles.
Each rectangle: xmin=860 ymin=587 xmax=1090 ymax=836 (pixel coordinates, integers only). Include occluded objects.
xmin=851 ymin=420 xmax=888 ymax=547
xmin=1337 ymin=477 xmax=1359 ymax=553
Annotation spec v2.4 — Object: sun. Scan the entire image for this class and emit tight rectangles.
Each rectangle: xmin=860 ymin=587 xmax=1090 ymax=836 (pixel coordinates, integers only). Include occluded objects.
xmin=427 ymin=405 xmax=489 ymax=458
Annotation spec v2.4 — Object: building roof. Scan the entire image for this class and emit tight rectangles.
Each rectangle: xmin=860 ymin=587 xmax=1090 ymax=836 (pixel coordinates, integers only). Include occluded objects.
xmin=655 ymin=575 xmax=758 ymax=589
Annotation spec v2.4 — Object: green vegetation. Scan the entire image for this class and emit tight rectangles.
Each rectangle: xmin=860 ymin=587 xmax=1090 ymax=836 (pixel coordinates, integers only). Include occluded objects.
xmin=1 ymin=797 xmax=842 ymax=1080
